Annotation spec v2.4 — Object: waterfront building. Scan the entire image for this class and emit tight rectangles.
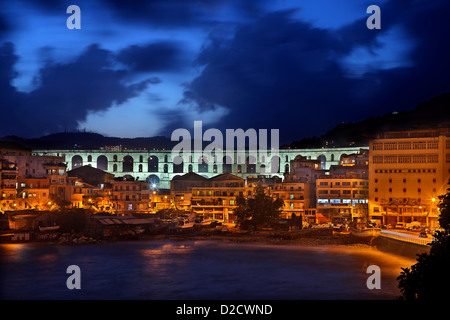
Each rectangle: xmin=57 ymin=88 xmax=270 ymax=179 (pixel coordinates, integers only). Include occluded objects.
xmin=270 ymin=179 xmax=312 ymax=219
xmin=151 ymin=189 xmax=172 ymax=211
xmin=191 ymin=173 xmax=248 ymax=223
xmin=316 ymin=174 xmax=369 ymax=223
xmin=170 ymin=172 xmax=209 ymax=211
xmin=369 ymin=128 xmax=450 ymax=229
xmin=111 ymin=179 xmax=152 ymax=213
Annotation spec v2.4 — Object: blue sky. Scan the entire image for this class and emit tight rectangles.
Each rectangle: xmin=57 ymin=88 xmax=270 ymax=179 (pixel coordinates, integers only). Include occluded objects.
xmin=0 ymin=0 xmax=448 ymax=143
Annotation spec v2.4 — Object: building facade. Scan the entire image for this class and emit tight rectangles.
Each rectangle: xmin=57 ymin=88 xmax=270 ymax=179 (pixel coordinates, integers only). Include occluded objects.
xmin=190 ymin=173 xmax=248 ymax=223
xmin=270 ymin=180 xmax=311 ymax=219
xmin=316 ymin=174 xmax=369 ymax=222
xmin=369 ymin=128 xmax=450 ymax=229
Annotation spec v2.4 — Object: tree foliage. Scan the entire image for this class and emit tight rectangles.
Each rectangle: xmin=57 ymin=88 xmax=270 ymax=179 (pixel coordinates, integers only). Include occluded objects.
xmin=397 ymin=190 xmax=450 ymax=300
xmin=234 ymin=186 xmax=284 ymax=230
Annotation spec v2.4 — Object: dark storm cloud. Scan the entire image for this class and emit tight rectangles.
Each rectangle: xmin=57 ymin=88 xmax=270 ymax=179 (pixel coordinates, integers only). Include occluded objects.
xmin=108 ymin=0 xmax=272 ymax=26
xmin=117 ymin=41 xmax=184 ymax=72
xmin=180 ymin=0 xmax=450 ymax=144
xmin=0 ymin=43 xmax=156 ymax=137
xmin=181 ymin=10 xmax=360 ymax=141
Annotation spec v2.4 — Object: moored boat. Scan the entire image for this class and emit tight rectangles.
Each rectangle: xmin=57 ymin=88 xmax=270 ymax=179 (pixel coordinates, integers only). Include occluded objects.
xmin=39 ymin=225 xmax=60 ymax=232
xmin=332 ymin=229 xmax=351 ymax=236
xmin=350 ymin=225 xmax=381 ymax=238
xmin=332 ymin=224 xmax=351 ymax=236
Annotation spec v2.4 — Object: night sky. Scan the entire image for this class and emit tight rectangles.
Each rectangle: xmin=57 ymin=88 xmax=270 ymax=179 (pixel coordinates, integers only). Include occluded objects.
xmin=0 ymin=0 xmax=449 ymax=144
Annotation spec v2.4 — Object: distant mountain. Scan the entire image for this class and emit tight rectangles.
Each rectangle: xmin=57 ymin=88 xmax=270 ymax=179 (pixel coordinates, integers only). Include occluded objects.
xmin=2 ymin=92 xmax=449 ymax=151
xmin=290 ymin=92 xmax=450 ymax=148
xmin=0 ymin=132 xmax=178 ymax=150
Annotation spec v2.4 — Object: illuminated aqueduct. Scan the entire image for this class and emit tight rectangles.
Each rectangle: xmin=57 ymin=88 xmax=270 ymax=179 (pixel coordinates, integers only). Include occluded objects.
xmin=34 ymin=147 xmax=366 ymax=189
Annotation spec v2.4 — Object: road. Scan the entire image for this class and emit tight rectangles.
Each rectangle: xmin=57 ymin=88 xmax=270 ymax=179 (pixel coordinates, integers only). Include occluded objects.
xmin=380 ymin=229 xmax=432 ymax=246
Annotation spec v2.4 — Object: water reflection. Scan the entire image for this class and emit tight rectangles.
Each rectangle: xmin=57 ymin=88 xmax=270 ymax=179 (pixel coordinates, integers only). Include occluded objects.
xmin=0 ymin=241 xmax=417 ymax=300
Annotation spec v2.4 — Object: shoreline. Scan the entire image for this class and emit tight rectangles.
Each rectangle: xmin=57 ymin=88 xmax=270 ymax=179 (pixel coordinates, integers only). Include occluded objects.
xmin=133 ymin=228 xmax=376 ymax=249
xmin=0 ymin=227 xmax=375 ymax=248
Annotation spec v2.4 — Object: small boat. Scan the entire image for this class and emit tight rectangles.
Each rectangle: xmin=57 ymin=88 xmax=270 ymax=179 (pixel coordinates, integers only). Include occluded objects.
xmin=332 ymin=229 xmax=351 ymax=236
xmin=350 ymin=227 xmax=381 ymax=238
xmin=195 ymin=218 xmax=214 ymax=226
xmin=39 ymin=225 xmax=60 ymax=232
xmin=175 ymin=218 xmax=195 ymax=230
xmin=332 ymin=225 xmax=350 ymax=236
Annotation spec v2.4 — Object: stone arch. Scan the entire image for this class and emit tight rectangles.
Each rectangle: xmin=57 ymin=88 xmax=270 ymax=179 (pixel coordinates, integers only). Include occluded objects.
xmin=330 ymin=154 xmax=335 ymax=161
xmin=87 ymin=155 xmax=92 ymax=162
xmin=271 ymin=156 xmax=280 ymax=174
xmin=173 ymin=156 xmax=184 ymax=173
xmin=97 ymin=155 xmax=108 ymax=171
xmin=163 ymin=164 xmax=169 ymax=173
xmin=246 ymin=156 xmax=256 ymax=173
xmin=260 ymin=164 xmax=266 ymax=174
xmin=284 ymin=163 xmax=290 ymax=173
xmin=148 ymin=156 xmax=158 ymax=172
xmin=122 ymin=174 xmax=134 ymax=181
xmin=123 ymin=155 xmax=134 ymax=172
xmin=113 ymin=164 xmax=118 ymax=172
xmin=317 ymin=154 xmax=326 ymax=169
xmin=147 ymin=174 xmax=160 ymax=187
xmin=223 ymin=156 xmax=232 ymax=173
xmin=198 ymin=156 xmax=208 ymax=173
xmin=71 ymin=155 xmax=83 ymax=169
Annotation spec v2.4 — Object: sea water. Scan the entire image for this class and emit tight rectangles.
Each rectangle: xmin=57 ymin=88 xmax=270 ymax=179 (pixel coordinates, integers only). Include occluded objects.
xmin=0 ymin=240 xmax=416 ymax=300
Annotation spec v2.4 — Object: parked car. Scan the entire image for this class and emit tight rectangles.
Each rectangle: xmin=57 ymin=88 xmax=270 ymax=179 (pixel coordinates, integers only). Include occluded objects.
xmin=406 ymin=221 xmax=422 ymax=231
xmin=395 ymin=222 xmax=406 ymax=229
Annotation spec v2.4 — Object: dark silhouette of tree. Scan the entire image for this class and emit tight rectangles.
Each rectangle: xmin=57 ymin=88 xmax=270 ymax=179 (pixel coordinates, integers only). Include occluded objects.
xmin=235 ymin=185 xmax=284 ymax=230
xmin=397 ymin=189 xmax=450 ymax=300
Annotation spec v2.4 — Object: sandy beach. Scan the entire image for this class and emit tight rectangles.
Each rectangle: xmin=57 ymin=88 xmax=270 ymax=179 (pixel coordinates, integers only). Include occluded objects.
xmin=140 ymin=227 xmax=374 ymax=248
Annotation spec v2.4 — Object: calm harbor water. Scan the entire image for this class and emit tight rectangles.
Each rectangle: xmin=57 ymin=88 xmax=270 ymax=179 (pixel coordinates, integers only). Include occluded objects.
xmin=0 ymin=240 xmax=416 ymax=300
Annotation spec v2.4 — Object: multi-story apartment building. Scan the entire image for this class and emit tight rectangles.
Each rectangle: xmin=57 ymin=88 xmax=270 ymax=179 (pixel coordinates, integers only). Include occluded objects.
xmin=170 ymin=172 xmax=209 ymax=211
xmin=288 ymin=156 xmax=324 ymax=184
xmin=190 ymin=173 xmax=248 ymax=223
xmin=16 ymin=177 xmax=50 ymax=210
xmin=316 ymin=174 xmax=369 ymax=222
xmin=151 ymin=189 xmax=172 ymax=211
xmin=111 ymin=179 xmax=152 ymax=213
xmin=369 ymin=128 xmax=450 ymax=229
xmin=0 ymin=159 xmax=18 ymax=212
xmin=270 ymin=179 xmax=311 ymax=219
